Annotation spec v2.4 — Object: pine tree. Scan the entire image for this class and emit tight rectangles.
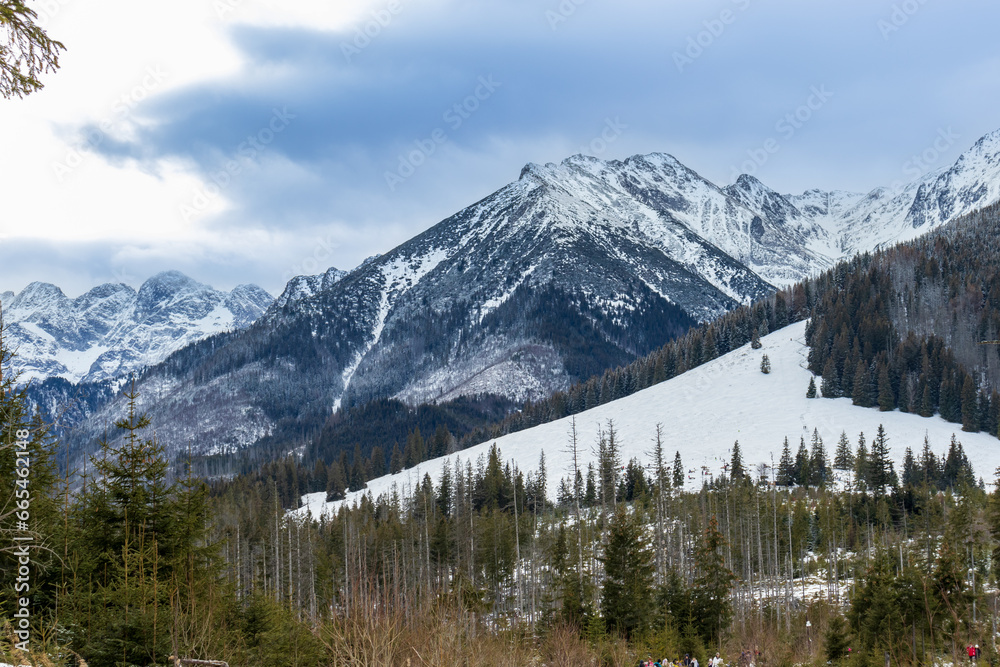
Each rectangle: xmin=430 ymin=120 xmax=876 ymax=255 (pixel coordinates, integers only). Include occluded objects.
xmin=691 ymin=515 xmax=736 ymax=644
xmin=600 ymin=504 xmax=654 ymax=639
xmin=760 ymin=354 xmax=771 ymax=374
xmin=806 ymin=376 xmax=818 ymax=398
xmin=868 ymin=425 xmax=896 ymax=495
xmin=672 ymin=451 xmax=684 ymax=488
xmin=729 ymin=441 xmax=747 ymax=484
xmin=795 ymin=436 xmax=811 ymax=487
xmin=777 ymin=437 xmax=796 ymax=487
xmin=825 ymin=614 xmax=851 ymax=663
xmin=852 ymin=360 xmax=872 ymax=407
xmin=854 ymin=432 xmax=869 ymax=491
xmin=920 ymin=434 xmax=940 ymax=489
xmin=833 ymin=431 xmax=854 ymax=471
xmin=901 ymin=447 xmax=918 ymax=487
xmin=821 ymin=356 xmax=841 ymax=397
xmin=750 ymin=328 xmax=762 ymax=350
xmin=809 ymin=428 xmax=829 ymax=486
xmin=961 ymin=375 xmax=979 ymax=432
xmin=877 ymin=362 xmax=895 ymax=411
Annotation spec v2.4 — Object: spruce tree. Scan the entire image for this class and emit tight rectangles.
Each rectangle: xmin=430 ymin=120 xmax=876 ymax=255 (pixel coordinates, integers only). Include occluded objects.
xmin=673 ymin=451 xmax=684 ymax=488
xmin=760 ymin=354 xmax=771 ymax=374
xmin=600 ymin=504 xmax=654 ymax=639
xmin=919 ymin=434 xmax=940 ymax=488
xmin=854 ymin=433 xmax=869 ymax=491
xmin=777 ymin=437 xmax=796 ymax=487
xmin=901 ymin=447 xmax=918 ymax=487
xmin=877 ymin=362 xmax=895 ymax=411
xmin=833 ymin=431 xmax=854 ymax=471
xmin=795 ymin=436 xmax=811 ymax=487
xmin=868 ymin=425 xmax=896 ymax=495
xmin=729 ymin=441 xmax=747 ymax=484
xmin=806 ymin=376 xmax=817 ymax=398
xmin=825 ymin=614 xmax=851 ymax=663
xmin=809 ymin=428 xmax=829 ymax=486
xmin=691 ymin=515 xmax=736 ymax=645
xmin=821 ymin=356 xmax=841 ymax=397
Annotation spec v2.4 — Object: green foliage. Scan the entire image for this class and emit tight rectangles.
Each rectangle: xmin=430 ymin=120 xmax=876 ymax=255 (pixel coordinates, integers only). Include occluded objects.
xmin=600 ymin=505 xmax=654 ymax=639
xmin=825 ymin=614 xmax=851 ymax=664
xmin=691 ymin=516 xmax=736 ymax=644
xmin=0 ymin=1 xmax=65 ymax=98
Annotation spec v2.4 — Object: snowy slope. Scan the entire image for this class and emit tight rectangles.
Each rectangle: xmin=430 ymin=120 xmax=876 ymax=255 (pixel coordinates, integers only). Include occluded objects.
xmin=2 ymin=271 xmax=273 ymax=383
xmin=297 ymin=320 xmax=1000 ymax=517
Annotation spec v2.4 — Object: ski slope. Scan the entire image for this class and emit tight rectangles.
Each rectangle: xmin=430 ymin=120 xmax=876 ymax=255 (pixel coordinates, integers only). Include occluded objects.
xmin=296 ymin=320 xmax=1000 ymax=518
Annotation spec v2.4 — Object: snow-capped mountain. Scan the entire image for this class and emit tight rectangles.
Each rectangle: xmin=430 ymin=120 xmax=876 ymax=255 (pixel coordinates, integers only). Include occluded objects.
xmin=53 ymin=128 xmax=1000 ymax=459
xmin=298 ymin=320 xmax=1000 ymax=517
xmin=786 ymin=128 xmax=1000 ymax=254
xmin=1 ymin=271 xmax=273 ymax=383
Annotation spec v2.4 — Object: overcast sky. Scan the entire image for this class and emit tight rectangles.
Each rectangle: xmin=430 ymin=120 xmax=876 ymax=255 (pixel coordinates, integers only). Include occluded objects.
xmin=1 ymin=0 xmax=998 ymax=297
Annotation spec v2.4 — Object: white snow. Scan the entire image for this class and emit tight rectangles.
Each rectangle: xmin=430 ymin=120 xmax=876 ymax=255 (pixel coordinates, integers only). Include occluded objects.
xmin=297 ymin=320 xmax=1000 ymax=519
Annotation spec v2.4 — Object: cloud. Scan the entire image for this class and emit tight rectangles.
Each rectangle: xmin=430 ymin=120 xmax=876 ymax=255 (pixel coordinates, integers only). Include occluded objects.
xmin=4 ymin=0 xmax=1000 ymax=297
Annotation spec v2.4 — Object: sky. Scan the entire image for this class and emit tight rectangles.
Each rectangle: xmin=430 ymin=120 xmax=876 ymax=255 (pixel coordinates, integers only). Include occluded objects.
xmin=1 ymin=0 xmax=998 ymax=297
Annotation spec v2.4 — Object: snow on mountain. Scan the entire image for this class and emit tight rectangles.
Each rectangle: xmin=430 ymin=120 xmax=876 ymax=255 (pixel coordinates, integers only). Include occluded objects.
xmin=786 ymin=129 xmax=1000 ymax=255
xmin=297 ymin=319 xmax=1000 ymax=518
xmin=273 ymin=267 xmax=348 ymax=309
xmin=2 ymin=271 xmax=273 ymax=383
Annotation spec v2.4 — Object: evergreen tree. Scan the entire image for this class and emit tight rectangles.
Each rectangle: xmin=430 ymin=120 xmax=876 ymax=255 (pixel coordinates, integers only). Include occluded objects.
xmin=901 ymin=447 xmax=918 ymax=487
xmin=795 ymin=436 xmax=811 ymax=487
xmin=600 ymin=504 xmax=654 ymax=639
xmin=672 ymin=451 xmax=684 ymax=488
xmin=825 ymin=614 xmax=851 ymax=664
xmin=750 ymin=328 xmax=762 ymax=350
xmin=877 ymin=362 xmax=895 ymax=411
xmin=919 ymin=434 xmax=941 ymax=488
xmin=691 ymin=515 xmax=736 ymax=644
xmin=821 ymin=356 xmax=841 ymax=397
xmin=729 ymin=441 xmax=747 ymax=484
xmin=961 ymin=375 xmax=979 ymax=432
xmin=942 ymin=434 xmax=975 ymax=489
xmin=777 ymin=438 xmax=796 ymax=487
xmin=806 ymin=376 xmax=818 ymax=398
xmin=760 ymin=354 xmax=771 ymax=374
xmin=854 ymin=433 xmax=869 ymax=491
xmin=809 ymin=428 xmax=829 ymax=486
xmin=868 ymin=425 xmax=896 ymax=495
xmin=852 ymin=360 xmax=873 ymax=407
xmin=833 ymin=431 xmax=854 ymax=471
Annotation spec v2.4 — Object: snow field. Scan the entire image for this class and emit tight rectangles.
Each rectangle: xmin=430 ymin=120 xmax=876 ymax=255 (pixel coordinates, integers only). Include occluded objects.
xmin=296 ymin=320 xmax=1000 ymax=519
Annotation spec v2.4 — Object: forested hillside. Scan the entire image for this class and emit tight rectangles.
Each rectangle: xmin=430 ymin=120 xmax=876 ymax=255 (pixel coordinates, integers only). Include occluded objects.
xmin=807 ymin=201 xmax=1000 ymax=429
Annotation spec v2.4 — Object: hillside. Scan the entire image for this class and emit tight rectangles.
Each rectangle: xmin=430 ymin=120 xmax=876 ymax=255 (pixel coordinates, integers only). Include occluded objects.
xmin=297 ymin=319 xmax=1000 ymax=517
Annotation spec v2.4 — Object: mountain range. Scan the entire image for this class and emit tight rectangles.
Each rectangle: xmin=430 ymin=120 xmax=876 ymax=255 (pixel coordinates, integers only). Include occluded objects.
xmin=11 ymin=127 xmax=1000 ymax=462
xmin=0 ymin=271 xmax=272 ymax=384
